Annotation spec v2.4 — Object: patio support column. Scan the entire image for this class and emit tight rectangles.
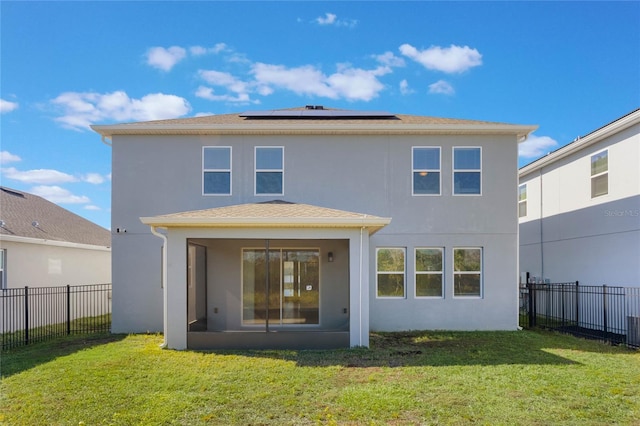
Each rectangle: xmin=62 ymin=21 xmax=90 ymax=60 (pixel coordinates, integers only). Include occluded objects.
xmin=349 ymin=229 xmax=370 ymax=347
xmin=166 ymin=232 xmax=188 ymax=349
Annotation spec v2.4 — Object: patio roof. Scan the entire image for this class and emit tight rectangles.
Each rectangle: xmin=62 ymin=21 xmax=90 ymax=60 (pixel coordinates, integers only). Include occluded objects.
xmin=140 ymin=201 xmax=391 ymax=234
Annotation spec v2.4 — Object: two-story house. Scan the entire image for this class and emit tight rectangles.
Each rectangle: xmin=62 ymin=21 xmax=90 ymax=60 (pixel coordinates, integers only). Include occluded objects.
xmin=92 ymin=106 xmax=536 ymax=350
xmin=519 ymin=109 xmax=640 ymax=286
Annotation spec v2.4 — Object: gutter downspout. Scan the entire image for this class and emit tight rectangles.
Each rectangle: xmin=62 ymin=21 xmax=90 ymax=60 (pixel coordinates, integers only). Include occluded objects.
xmin=539 ymin=168 xmax=544 ymax=282
xmin=150 ymin=225 xmax=168 ymax=348
xmin=100 ymin=135 xmax=112 ymax=147
xmin=359 ymin=226 xmax=364 ymax=346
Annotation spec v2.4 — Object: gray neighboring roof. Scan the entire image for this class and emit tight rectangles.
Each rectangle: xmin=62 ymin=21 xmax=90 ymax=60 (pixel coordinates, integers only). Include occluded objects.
xmin=0 ymin=187 xmax=111 ymax=247
xmin=91 ymin=106 xmax=537 ymax=140
xmin=140 ymin=200 xmax=391 ymax=233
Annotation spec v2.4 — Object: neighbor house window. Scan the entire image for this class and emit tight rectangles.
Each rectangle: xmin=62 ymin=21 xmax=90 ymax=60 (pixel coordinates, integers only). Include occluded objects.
xmin=453 ymin=147 xmax=481 ymax=195
xmin=376 ymin=248 xmax=405 ymax=298
xmin=453 ymin=248 xmax=482 ymax=297
xmin=203 ymin=147 xmax=231 ymax=195
xmin=591 ymin=150 xmax=608 ymax=198
xmin=415 ymin=248 xmax=443 ymax=297
xmin=518 ymin=184 xmax=527 ymax=218
xmin=255 ymin=147 xmax=284 ymax=195
xmin=412 ymin=147 xmax=441 ymax=195
xmin=0 ymin=249 xmax=6 ymax=289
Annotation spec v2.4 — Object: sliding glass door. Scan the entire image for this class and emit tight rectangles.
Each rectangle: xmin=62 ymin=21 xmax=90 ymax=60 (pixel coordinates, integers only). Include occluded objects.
xmin=242 ymin=248 xmax=319 ymax=326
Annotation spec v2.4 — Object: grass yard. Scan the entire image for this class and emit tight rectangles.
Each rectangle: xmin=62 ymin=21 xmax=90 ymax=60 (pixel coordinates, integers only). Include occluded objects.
xmin=1 ymin=330 xmax=638 ymax=425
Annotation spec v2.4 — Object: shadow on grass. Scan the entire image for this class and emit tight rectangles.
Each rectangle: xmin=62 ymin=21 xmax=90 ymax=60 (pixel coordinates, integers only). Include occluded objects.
xmin=0 ymin=333 xmax=126 ymax=378
xmin=196 ymin=330 xmax=634 ymax=368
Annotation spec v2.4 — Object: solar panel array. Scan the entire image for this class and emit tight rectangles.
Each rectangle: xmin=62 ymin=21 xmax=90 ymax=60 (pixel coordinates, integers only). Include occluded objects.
xmin=239 ymin=109 xmax=396 ymax=119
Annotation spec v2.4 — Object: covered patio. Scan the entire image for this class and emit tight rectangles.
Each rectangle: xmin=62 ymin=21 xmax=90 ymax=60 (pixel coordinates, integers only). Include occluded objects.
xmin=140 ymin=201 xmax=390 ymax=350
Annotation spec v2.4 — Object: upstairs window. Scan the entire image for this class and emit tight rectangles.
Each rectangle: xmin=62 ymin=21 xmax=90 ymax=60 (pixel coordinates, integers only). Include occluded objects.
xmin=453 ymin=147 xmax=481 ymax=195
xmin=203 ymin=147 xmax=231 ymax=195
xmin=255 ymin=147 xmax=284 ymax=195
xmin=412 ymin=147 xmax=441 ymax=195
xmin=518 ymin=184 xmax=527 ymax=218
xmin=376 ymin=248 xmax=406 ymax=298
xmin=591 ymin=150 xmax=608 ymax=198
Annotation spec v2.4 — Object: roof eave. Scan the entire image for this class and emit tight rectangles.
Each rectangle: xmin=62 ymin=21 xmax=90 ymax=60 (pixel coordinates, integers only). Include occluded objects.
xmin=140 ymin=216 xmax=391 ymax=232
xmin=520 ymin=109 xmax=640 ymax=177
xmin=92 ymin=123 xmax=537 ymax=139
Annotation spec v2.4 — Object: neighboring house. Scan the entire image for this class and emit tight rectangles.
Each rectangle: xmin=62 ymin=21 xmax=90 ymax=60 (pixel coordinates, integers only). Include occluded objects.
xmin=519 ymin=109 xmax=640 ymax=286
xmin=0 ymin=186 xmax=111 ymax=288
xmin=92 ymin=106 xmax=536 ymax=350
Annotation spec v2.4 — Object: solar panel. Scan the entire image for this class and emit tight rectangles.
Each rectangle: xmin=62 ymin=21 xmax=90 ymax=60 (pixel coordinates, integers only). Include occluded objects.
xmin=239 ymin=108 xmax=396 ymax=119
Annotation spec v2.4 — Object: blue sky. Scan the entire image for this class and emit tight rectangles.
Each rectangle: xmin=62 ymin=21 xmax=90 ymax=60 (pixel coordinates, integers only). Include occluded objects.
xmin=1 ymin=1 xmax=639 ymax=230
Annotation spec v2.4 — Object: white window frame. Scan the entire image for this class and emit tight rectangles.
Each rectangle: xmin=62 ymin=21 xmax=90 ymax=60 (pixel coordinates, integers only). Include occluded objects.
xmin=412 ymin=146 xmax=441 ymax=196
xmin=375 ymin=247 xmax=406 ymax=299
xmin=590 ymin=149 xmax=608 ymax=198
xmin=255 ymin=146 xmax=284 ymax=196
xmin=202 ymin=146 xmax=232 ymax=196
xmin=414 ymin=247 xmax=444 ymax=299
xmin=453 ymin=247 xmax=483 ymax=298
xmin=518 ymin=184 xmax=527 ymax=218
xmin=452 ymin=146 xmax=482 ymax=196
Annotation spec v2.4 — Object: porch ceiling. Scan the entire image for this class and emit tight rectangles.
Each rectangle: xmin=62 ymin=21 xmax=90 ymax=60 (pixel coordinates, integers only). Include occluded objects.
xmin=140 ymin=201 xmax=391 ymax=234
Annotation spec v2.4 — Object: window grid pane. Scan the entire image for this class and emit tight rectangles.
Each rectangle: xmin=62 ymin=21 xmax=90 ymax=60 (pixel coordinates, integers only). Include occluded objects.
xmin=591 ymin=151 xmax=608 ymax=176
xmin=377 ymin=248 xmax=405 ymax=298
xmin=415 ymin=248 xmax=443 ymax=298
xmin=203 ymin=147 xmax=231 ymax=195
xmin=453 ymin=147 xmax=481 ymax=195
xmin=412 ymin=147 xmax=440 ymax=196
xmin=453 ymin=248 xmax=482 ymax=297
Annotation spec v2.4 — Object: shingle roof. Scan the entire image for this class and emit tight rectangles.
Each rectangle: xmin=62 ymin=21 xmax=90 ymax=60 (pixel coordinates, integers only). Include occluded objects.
xmin=91 ymin=106 xmax=537 ymax=140
xmin=140 ymin=200 xmax=391 ymax=232
xmin=0 ymin=187 xmax=111 ymax=247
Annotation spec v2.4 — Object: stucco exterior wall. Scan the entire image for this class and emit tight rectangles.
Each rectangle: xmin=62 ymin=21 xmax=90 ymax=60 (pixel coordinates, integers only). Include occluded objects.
xmin=0 ymin=239 xmax=110 ymax=288
xmin=519 ymin=122 xmax=640 ymax=285
xmin=112 ymin=132 xmax=520 ymax=335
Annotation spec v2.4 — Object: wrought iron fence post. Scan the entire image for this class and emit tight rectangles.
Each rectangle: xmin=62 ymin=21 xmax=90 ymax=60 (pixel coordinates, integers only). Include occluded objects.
xmin=66 ymin=284 xmax=71 ymax=335
xmin=24 ymin=286 xmax=29 ymax=345
xmin=528 ymin=283 xmax=536 ymax=327
xmin=561 ymin=284 xmax=566 ymax=327
xmin=603 ymin=285 xmax=608 ymax=336
xmin=575 ymin=281 xmax=579 ymax=327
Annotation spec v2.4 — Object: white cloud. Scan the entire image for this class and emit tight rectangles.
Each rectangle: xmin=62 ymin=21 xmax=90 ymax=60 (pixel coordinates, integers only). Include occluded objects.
xmin=146 ymin=46 xmax=187 ymax=71
xmin=82 ymin=173 xmax=106 ymax=184
xmin=251 ymin=63 xmax=389 ymax=101
xmin=519 ymin=134 xmax=559 ymax=159
xmin=195 ymin=86 xmax=253 ymax=103
xmin=0 ymin=99 xmax=19 ymax=113
xmin=428 ymin=80 xmax=455 ymax=95
xmin=0 ymin=151 xmax=21 ymax=164
xmin=190 ymin=43 xmax=227 ymax=56
xmin=198 ymin=70 xmax=250 ymax=94
xmin=2 ymin=167 xmax=77 ymax=184
xmin=314 ymin=12 xmax=357 ymax=28
xmin=30 ymin=185 xmax=90 ymax=204
xmin=316 ymin=13 xmax=337 ymax=25
xmin=84 ymin=205 xmax=101 ymax=211
xmin=399 ymin=79 xmax=414 ymax=95
xmin=375 ymin=52 xmax=405 ymax=67
xmin=51 ymin=91 xmax=191 ymax=130
xmin=400 ymin=44 xmax=482 ymax=73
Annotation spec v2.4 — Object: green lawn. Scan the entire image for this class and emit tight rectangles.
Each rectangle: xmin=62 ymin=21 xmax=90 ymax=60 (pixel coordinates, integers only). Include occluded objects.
xmin=1 ymin=330 xmax=638 ymax=425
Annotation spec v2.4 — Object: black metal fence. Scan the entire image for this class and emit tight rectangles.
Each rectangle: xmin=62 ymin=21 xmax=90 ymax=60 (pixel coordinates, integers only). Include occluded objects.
xmin=519 ymin=282 xmax=640 ymax=349
xmin=1 ymin=284 xmax=112 ymax=350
